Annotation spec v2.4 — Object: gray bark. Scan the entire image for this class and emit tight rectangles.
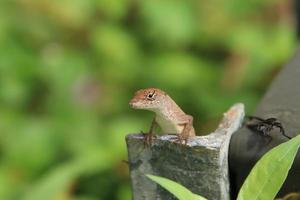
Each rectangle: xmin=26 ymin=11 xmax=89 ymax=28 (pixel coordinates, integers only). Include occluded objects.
xmin=126 ymin=103 xmax=244 ymax=200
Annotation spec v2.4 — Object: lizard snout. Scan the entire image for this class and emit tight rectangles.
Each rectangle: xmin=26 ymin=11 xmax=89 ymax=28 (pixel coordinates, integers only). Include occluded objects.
xmin=129 ymin=99 xmax=138 ymax=107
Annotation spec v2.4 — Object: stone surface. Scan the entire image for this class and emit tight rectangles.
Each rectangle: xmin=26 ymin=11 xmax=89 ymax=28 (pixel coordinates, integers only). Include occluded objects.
xmin=230 ymin=49 xmax=300 ymax=199
xmin=126 ymin=103 xmax=244 ymax=200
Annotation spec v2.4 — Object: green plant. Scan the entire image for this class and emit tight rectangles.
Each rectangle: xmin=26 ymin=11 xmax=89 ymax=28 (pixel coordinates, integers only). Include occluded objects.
xmin=0 ymin=0 xmax=296 ymax=199
xmin=147 ymin=134 xmax=300 ymax=200
xmin=147 ymin=175 xmax=207 ymax=200
xmin=237 ymin=134 xmax=300 ymax=200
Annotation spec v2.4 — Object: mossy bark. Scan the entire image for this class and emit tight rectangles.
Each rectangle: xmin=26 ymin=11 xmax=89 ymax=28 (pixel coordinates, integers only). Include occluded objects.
xmin=126 ymin=104 xmax=244 ymax=200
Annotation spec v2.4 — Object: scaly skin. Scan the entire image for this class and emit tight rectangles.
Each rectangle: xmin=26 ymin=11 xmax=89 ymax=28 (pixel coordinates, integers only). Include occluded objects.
xmin=129 ymin=88 xmax=195 ymax=144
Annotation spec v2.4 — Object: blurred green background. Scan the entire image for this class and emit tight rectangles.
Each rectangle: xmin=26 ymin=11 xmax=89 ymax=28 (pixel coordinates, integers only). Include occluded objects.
xmin=0 ymin=0 xmax=297 ymax=199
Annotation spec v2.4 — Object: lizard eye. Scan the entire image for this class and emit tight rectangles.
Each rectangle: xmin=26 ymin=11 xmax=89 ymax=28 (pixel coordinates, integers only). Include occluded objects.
xmin=146 ymin=91 xmax=156 ymax=100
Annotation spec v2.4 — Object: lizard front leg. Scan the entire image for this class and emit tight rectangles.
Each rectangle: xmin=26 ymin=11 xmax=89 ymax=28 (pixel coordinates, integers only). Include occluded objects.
xmin=143 ymin=117 xmax=158 ymax=146
xmin=176 ymin=115 xmax=194 ymax=144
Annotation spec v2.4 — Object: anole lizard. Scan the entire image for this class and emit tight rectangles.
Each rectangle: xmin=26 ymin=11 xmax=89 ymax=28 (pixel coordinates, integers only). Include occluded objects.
xmin=129 ymin=88 xmax=196 ymax=144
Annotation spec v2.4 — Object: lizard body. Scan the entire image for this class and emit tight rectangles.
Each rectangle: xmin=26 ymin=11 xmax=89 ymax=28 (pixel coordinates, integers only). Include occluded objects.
xmin=129 ymin=88 xmax=195 ymax=143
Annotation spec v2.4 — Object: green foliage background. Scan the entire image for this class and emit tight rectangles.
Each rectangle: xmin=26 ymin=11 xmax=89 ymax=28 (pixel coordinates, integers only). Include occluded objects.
xmin=0 ymin=0 xmax=296 ymax=199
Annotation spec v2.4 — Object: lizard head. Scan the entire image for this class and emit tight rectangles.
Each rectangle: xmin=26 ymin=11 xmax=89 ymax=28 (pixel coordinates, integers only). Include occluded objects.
xmin=129 ymin=88 xmax=166 ymax=111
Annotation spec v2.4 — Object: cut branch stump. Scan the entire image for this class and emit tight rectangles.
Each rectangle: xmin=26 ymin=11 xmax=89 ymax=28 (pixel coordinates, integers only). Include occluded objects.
xmin=126 ymin=103 xmax=244 ymax=200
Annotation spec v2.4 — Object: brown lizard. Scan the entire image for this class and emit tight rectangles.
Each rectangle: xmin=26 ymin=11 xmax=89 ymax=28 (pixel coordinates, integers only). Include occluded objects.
xmin=129 ymin=88 xmax=196 ymax=144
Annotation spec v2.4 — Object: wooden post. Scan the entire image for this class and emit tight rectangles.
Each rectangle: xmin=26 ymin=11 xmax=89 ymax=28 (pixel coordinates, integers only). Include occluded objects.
xmin=126 ymin=103 xmax=244 ymax=200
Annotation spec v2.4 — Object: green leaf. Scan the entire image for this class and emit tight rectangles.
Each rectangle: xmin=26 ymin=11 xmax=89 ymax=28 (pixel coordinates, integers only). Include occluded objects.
xmin=237 ymin=134 xmax=300 ymax=200
xmin=146 ymin=174 xmax=207 ymax=200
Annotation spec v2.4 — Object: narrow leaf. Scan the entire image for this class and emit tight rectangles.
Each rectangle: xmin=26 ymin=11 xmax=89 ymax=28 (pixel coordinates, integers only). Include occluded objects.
xmin=146 ymin=174 xmax=207 ymax=200
xmin=237 ymin=134 xmax=300 ymax=200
